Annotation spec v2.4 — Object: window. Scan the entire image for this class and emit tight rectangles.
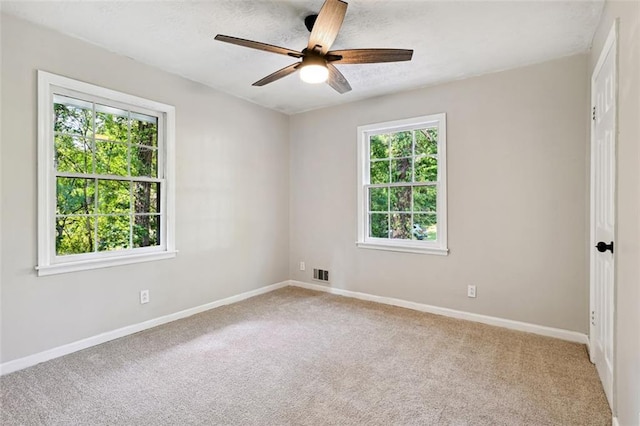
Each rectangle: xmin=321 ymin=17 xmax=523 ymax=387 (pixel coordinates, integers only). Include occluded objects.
xmin=357 ymin=114 xmax=447 ymax=255
xmin=37 ymin=71 xmax=176 ymax=276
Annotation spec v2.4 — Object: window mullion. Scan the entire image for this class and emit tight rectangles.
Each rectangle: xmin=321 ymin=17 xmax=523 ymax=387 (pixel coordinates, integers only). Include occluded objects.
xmin=56 ymin=171 xmax=161 ymax=183
xmin=128 ymin=111 xmax=134 ymax=249
xmin=92 ymin=102 xmax=98 ymax=253
xmin=368 ymin=182 xmax=436 ymax=189
xmin=387 ymin=183 xmax=391 ymax=239
xmin=129 ymin=181 xmax=134 ymax=249
xmin=411 ymin=130 xmax=416 ymax=239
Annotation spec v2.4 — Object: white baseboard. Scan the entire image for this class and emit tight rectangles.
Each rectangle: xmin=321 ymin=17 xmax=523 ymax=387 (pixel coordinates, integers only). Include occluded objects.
xmin=0 ymin=281 xmax=289 ymax=376
xmin=1 ymin=279 xmax=589 ymax=376
xmin=612 ymin=416 xmax=619 ymax=426
xmin=289 ymin=280 xmax=589 ymax=345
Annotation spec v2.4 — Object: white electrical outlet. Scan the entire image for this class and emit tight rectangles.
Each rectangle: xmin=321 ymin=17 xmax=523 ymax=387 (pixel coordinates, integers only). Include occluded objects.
xmin=140 ymin=290 xmax=150 ymax=304
xmin=467 ymin=285 xmax=476 ymax=298
xmin=300 ymin=261 xmax=305 ymax=271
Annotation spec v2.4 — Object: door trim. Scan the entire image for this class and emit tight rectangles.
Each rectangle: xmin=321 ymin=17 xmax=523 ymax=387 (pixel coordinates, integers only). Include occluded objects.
xmin=589 ymin=19 xmax=617 ymax=406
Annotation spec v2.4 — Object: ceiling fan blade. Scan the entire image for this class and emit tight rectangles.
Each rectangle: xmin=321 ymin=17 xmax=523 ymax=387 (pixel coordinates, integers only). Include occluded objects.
xmin=327 ymin=48 xmax=414 ymax=64
xmin=252 ymin=62 xmax=301 ymax=87
xmin=308 ymin=0 xmax=348 ymax=54
xmin=215 ymin=35 xmax=303 ymax=58
xmin=326 ymin=63 xmax=351 ymax=94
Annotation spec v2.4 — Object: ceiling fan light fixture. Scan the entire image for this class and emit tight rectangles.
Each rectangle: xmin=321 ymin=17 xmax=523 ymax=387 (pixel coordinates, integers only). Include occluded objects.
xmin=300 ymin=64 xmax=329 ymax=84
xmin=299 ymin=56 xmax=329 ymax=84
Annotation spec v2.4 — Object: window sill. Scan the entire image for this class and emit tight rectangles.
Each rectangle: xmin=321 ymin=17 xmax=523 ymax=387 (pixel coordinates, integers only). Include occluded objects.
xmin=36 ymin=250 xmax=178 ymax=276
xmin=356 ymin=241 xmax=448 ymax=256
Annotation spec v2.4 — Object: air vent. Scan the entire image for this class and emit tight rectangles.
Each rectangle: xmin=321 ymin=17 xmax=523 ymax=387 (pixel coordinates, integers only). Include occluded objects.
xmin=313 ymin=268 xmax=329 ymax=282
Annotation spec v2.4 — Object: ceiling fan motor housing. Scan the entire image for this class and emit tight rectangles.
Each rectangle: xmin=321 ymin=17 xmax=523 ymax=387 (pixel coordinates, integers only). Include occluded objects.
xmin=304 ymin=14 xmax=318 ymax=32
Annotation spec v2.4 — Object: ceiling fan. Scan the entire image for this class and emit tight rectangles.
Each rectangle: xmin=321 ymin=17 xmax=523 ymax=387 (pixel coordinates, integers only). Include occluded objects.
xmin=214 ymin=0 xmax=413 ymax=94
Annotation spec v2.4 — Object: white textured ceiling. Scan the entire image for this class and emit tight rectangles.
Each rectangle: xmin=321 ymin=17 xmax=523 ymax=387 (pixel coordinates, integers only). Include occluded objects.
xmin=2 ymin=0 xmax=603 ymax=114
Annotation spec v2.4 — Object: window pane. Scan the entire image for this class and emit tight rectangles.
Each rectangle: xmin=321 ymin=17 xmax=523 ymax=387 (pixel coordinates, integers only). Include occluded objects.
xmin=369 ymin=187 xmax=388 ymax=212
xmin=370 ymin=213 xmax=389 ymax=238
xmin=134 ymin=182 xmax=160 ymax=213
xmin=55 ymin=135 xmax=93 ymax=174
xmin=390 ymin=213 xmax=412 ymax=239
xmin=57 ymin=177 xmax=95 ymax=215
xmin=391 ymin=158 xmax=413 ymax=183
xmin=415 ymin=156 xmax=438 ymax=182
xmin=54 ymin=96 xmax=92 ymax=136
xmin=370 ymin=160 xmax=389 ymax=184
xmin=95 ymin=141 xmax=128 ymax=176
xmin=390 ymin=131 xmax=412 ymax=158
xmin=413 ymin=214 xmax=437 ymax=241
xmin=390 ymin=186 xmax=411 ymax=212
xmin=131 ymin=114 xmax=158 ymax=147
xmin=413 ymin=186 xmax=437 ymax=212
xmin=56 ymin=215 xmax=95 ymax=255
xmin=98 ymin=180 xmax=130 ymax=214
xmin=131 ymin=146 xmax=157 ymax=178
xmin=416 ymin=128 xmax=438 ymax=156
xmin=97 ymin=215 xmax=131 ymax=251
xmin=133 ymin=215 xmax=160 ymax=248
xmin=369 ymin=134 xmax=389 ymax=159
xmin=95 ymin=105 xmax=128 ymax=142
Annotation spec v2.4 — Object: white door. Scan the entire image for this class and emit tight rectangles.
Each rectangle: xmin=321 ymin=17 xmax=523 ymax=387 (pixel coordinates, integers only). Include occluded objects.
xmin=590 ymin=22 xmax=617 ymax=409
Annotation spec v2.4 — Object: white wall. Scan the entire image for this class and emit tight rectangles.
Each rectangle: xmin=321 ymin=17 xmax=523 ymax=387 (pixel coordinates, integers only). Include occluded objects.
xmin=2 ymin=10 xmax=623 ymax=402
xmin=289 ymin=54 xmax=590 ymax=333
xmin=589 ymin=2 xmax=640 ymax=424
xmin=0 ymin=14 xmax=290 ymax=363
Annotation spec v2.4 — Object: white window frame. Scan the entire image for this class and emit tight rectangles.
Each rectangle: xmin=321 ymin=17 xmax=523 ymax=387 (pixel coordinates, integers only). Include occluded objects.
xmin=356 ymin=114 xmax=448 ymax=255
xmin=36 ymin=71 xmax=176 ymax=276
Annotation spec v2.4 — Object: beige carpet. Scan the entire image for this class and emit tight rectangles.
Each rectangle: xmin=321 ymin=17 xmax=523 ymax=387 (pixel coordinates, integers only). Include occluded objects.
xmin=1 ymin=287 xmax=611 ymax=425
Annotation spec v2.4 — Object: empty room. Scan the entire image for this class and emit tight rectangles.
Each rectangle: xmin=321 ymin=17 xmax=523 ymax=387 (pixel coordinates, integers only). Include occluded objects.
xmin=1 ymin=0 xmax=638 ymax=425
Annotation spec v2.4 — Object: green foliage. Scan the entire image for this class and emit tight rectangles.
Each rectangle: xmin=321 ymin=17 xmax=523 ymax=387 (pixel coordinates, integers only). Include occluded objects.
xmin=56 ymin=135 xmax=93 ymax=174
xmin=98 ymin=180 xmax=130 ymax=213
xmin=131 ymin=146 xmax=157 ymax=177
xmin=370 ymin=213 xmax=389 ymax=238
xmin=390 ymin=186 xmax=411 ymax=212
xmin=416 ymin=128 xmax=438 ymax=156
xmin=390 ymin=214 xmax=412 ymax=239
xmin=367 ymin=126 xmax=439 ymax=241
xmin=54 ymin=101 xmax=91 ymax=136
xmin=390 ymin=131 xmax=412 ymax=157
xmin=369 ymin=187 xmax=388 ymax=212
xmin=415 ymin=156 xmax=437 ymax=182
xmin=370 ymin=160 xmax=389 ymax=184
xmin=369 ymin=134 xmax=389 ymax=159
xmin=133 ymin=215 xmax=159 ymax=248
xmin=95 ymin=141 xmax=128 ymax=175
xmin=96 ymin=110 xmax=128 ymax=142
xmin=134 ymin=182 xmax=159 ymax=213
xmin=391 ymin=158 xmax=412 ymax=183
xmin=413 ymin=186 xmax=437 ymax=212
xmin=56 ymin=177 xmax=94 ymax=215
xmin=97 ymin=215 xmax=130 ymax=251
xmin=54 ymin=97 xmax=160 ymax=256
xmin=56 ymin=216 xmax=95 ymax=254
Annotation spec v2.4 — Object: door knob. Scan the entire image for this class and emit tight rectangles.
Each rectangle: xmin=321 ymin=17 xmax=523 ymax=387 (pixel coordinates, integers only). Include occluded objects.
xmin=595 ymin=241 xmax=614 ymax=253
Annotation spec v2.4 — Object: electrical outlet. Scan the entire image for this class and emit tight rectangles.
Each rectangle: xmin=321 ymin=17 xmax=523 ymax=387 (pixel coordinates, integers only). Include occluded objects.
xmin=140 ymin=290 xmax=150 ymax=304
xmin=467 ymin=285 xmax=476 ymax=298
xmin=299 ymin=261 xmax=305 ymax=271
